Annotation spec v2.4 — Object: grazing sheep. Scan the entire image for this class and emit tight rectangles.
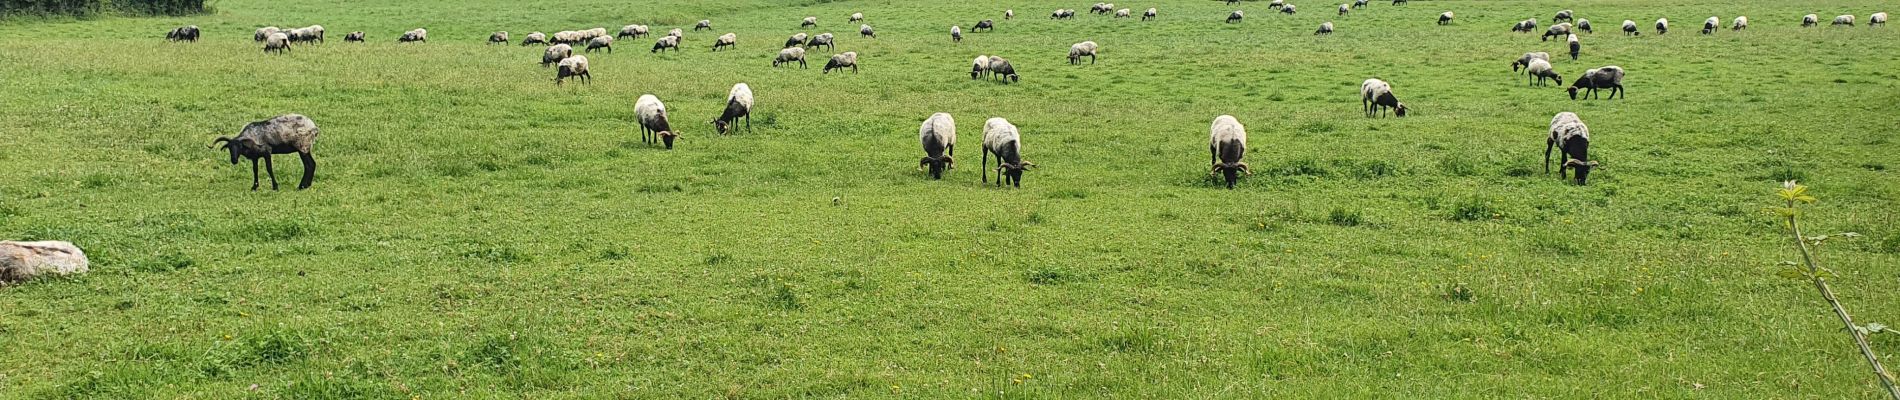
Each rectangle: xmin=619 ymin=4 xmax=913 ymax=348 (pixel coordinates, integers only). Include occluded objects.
xmin=581 ymin=28 xmax=608 ymax=41
xmin=344 ymin=31 xmax=365 ymax=42
xmin=786 ymin=33 xmax=809 ymax=48
xmin=167 ymin=25 xmax=200 ymax=42
xmin=1068 ymin=41 xmax=1098 ymax=64
xmin=695 ymin=20 xmax=712 ymax=31
xmin=918 ymin=113 xmax=957 ymax=179
xmin=1512 ymin=20 xmax=1532 ymax=32
xmin=1623 ymin=19 xmax=1640 ymax=35
xmin=1554 ymin=9 xmax=1573 ymax=23
xmin=1545 ymin=112 xmax=1598 ymax=185
xmin=1511 ymin=51 xmax=1550 ymax=72
xmin=287 ymin=25 xmax=324 ymax=45
xmin=1871 ymin=12 xmax=1887 ymax=26
xmin=1576 ymin=19 xmax=1593 ymax=33
xmin=399 ymin=28 xmax=427 ymax=43
xmin=952 ymin=26 xmax=962 ymax=43
xmin=1655 ymin=18 xmax=1668 ymax=34
xmin=556 ymin=55 xmax=590 ymax=85
xmin=542 ymin=44 xmax=572 ymax=67
xmin=264 ymin=32 xmax=291 ymax=54
xmin=860 ymin=24 xmax=876 ymax=38
xmin=1228 ymin=10 xmax=1244 ymax=23
xmin=824 ymin=51 xmax=859 ymax=74
xmin=1270 ymin=0 xmax=1285 ymax=9
xmin=988 ymin=56 xmax=1020 ymax=83
xmin=1282 ymin=4 xmax=1297 ymax=14
xmin=712 ymin=83 xmax=752 ymax=135
xmin=975 ymin=19 xmax=996 ymax=31
xmin=1316 ymin=21 xmax=1334 ymax=35
xmin=489 ymin=31 xmax=509 ymax=45
xmin=211 ymin=114 xmax=319 ymax=190
xmin=667 ymin=28 xmax=684 ymax=39
xmin=552 ymin=30 xmax=583 ymax=45
xmin=1568 ymin=34 xmax=1580 ymax=60
xmin=803 ymin=16 xmax=818 ymax=28
xmin=1439 ymin=11 xmax=1454 ymax=25
xmin=1090 ymin=3 xmax=1107 ymax=14
xmin=808 ymin=33 xmax=835 ymax=51
xmin=1542 ymin=23 xmax=1572 ymax=41
xmin=711 ymin=33 xmax=736 ymax=51
xmin=1803 ymin=14 xmax=1820 ymax=27
xmin=635 ymin=94 xmax=679 ymax=149
xmin=1731 ymin=16 xmax=1748 ymax=31
xmin=1360 ymin=78 xmax=1407 ymax=118
xmin=1052 ymin=9 xmax=1072 ymax=19
xmin=1391 ymin=0 xmax=1407 ymax=4
xmin=588 ymin=36 xmax=614 ymax=53
xmin=1338 ymin=4 xmax=1350 ymax=16
xmin=774 ymin=47 xmax=808 ymax=68
xmin=851 ymin=12 xmax=865 ymax=22
xmin=1832 ymin=14 xmax=1855 ymax=26
xmin=1702 ymin=16 xmax=1721 ymax=34
xmin=618 ymin=24 xmax=648 ymax=39
xmin=521 ymin=32 xmax=547 ymax=46
xmin=1143 ymin=8 xmax=1157 ymax=21
xmin=971 ymin=55 xmax=991 ymax=78
xmin=1116 ymin=9 xmax=1131 ymax=18
xmin=1208 ymin=115 xmax=1251 ymax=189
xmin=651 ymin=35 xmax=679 ymax=52
xmin=253 ymin=26 xmax=280 ymax=42
xmin=1567 ymin=66 xmax=1625 ymax=100
xmin=981 ymin=117 xmax=1034 ymax=188
xmin=1354 ymin=0 xmax=1368 ymax=9
xmin=1525 ymin=58 xmax=1562 ymax=86
xmin=1006 ymin=9 xmax=1014 ymax=19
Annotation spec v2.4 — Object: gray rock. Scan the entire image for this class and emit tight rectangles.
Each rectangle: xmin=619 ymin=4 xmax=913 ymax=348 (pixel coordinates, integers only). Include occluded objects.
xmin=1 ymin=241 xmax=90 ymax=283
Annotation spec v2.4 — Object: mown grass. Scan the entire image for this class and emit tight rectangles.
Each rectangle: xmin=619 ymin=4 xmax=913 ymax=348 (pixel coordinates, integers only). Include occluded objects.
xmin=2 ymin=0 xmax=1898 ymax=398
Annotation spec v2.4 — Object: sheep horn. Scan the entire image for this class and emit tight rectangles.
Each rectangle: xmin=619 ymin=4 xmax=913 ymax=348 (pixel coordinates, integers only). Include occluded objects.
xmin=208 ymin=137 xmax=232 ymax=149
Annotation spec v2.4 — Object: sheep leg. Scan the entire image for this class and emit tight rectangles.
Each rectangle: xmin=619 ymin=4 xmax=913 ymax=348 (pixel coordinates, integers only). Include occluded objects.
xmin=264 ymin=155 xmax=280 ymax=190
xmin=744 ymin=113 xmax=751 ymax=133
xmin=982 ymin=149 xmax=990 ymax=183
xmin=298 ymin=152 xmax=316 ymax=190
xmin=1613 ymin=85 xmax=1623 ymax=99
xmin=1544 ymin=138 xmax=1555 ymax=174
xmin=250 ymin=159 xmax=261 ymax=191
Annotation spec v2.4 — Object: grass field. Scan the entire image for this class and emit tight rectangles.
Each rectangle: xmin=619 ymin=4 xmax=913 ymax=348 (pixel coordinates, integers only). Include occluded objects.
xmin=3 ymin=0 xmax=1899 ymax=397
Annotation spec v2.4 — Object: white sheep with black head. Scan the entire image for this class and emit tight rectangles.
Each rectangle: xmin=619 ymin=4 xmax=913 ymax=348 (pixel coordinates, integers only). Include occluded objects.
xmin=618 ymin=25 xmax=648 ymax=39
xmin=1068 ymin=41 xmax=1098 ymax=64
xmin=1208 ymin=115 xmax=1251 ymax=189
xmin=1360 ymin=78 xmax=1407 ymax=117
xmin=1622 ymin=19 xmax=1639 ymax=35
xmin=712 ymin=83 xmax=752 ymax=135
xmin=587 ymin=36 xmax=614 ymax=53
xmin=1545 ymin=112 xmax=1599 ymax=185
xmin=712 ymin=33 xmax=735 ymax=51
xmin=824 ymin=51 xmax=859 ymax=74
xmin=556 ymin=55 xmax=590 ymax=85
xmin=211 ymin=114 xmax=319 ymax=190
xmin=1567 ymin=66 xmax=1625 ymax=100
xmin=1803 ymin=14 xmax=1819 ymax=27
xmin=636 ymin=94 xmax=679 ymax=149
xmin=1525 ymin=58 xmax=1562 ymax=87
xmin=918 ymin=113 xmax=957 ymax=179
xmin=489 ymin=31 xmax=510 ymax=45
xmin=521 ymin=32 xmax=547 ymax=46
xmin=542 ymin=44 xmax=572 ymax=67
xmin=695 ymin=20 xmax=712 ymax=31
xmin=981 ymin=117 xmax=1034 ymax=187
xmin=774 ymin=47 xmax=808 ymax=68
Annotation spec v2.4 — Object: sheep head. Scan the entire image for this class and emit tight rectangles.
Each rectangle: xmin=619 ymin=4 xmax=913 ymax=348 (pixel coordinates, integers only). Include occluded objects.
xmin=1566 ymin=86 xmax=1580 ymax=100
xmin=1210 ymin=162 xmax=1251 ymax=189
xmin=1394 ymin=103 xmax=1409 ymax=117
xmin=1550 ymin=74 xmax=1564 ymax=86
xmin=659 ymin=131 xmax=679 ymax=149
xmin=1564 ymin=159 xmax=1599 ymax=184
xmin=921 ymin=155 xmax=954 ymax=179
xmin=999 ymin=161 xmax=1035 ymax=187
xmin=712 ymin=119 xmax=730 ymax=134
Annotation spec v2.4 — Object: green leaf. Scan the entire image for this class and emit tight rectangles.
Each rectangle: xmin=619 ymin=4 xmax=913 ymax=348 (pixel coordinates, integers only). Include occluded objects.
xmin=1869 ymin=323 xmax=1889 ymax=333
xmin=1776 ymin=267 xmax=1808 ymax=280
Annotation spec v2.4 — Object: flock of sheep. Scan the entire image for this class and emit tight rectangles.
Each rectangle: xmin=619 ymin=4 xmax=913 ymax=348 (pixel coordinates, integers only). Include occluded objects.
xmin=165 ymin=3 xmax=1889 ymax=190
